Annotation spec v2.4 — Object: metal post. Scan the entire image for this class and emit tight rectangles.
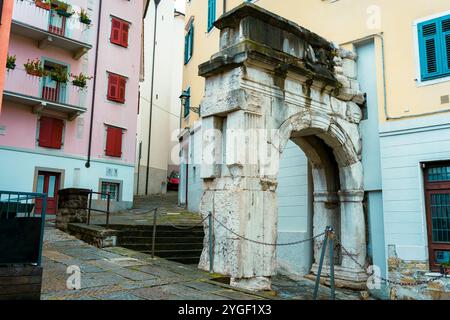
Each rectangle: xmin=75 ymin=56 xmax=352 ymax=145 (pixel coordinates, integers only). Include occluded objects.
xmin=313 ymin=227 xmax=329 ymax=300
xmin=87 ymin=190 xmax=92 ymax=225
xmin=106 ymin=192 xmax=110 ymax=227
xmin=209 ymin=212 xmax=213 ymax=273
xmin=151 ymin=207 xmax=157 ymax=259
xmin=329 ymin=228 xmax=335 ymax=300
xmin=38 ymin=194 xmax=47 ymax=267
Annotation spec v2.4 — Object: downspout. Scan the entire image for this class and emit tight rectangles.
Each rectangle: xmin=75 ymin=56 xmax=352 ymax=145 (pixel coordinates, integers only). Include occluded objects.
xmin=145 ymin=0 xmax=161 ymax=195
xmin=223 ymin=0 xmax=226 ymax=14
xmin=85 ymin=0 xmax=103 ymax=168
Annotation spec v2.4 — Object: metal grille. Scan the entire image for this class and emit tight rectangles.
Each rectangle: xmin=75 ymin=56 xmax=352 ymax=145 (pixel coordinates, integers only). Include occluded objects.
xmin=430 ymin=193 xmax=450 ymax=243
xmin=428 ymin=166 xmax=450 ymax=182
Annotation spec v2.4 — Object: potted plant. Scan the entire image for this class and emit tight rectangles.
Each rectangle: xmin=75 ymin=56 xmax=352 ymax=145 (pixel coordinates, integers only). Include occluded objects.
xmin=50 ymin=66 xmax=69 ymax=83
xmin=71 ymin=72 xmax=93 ymax=88
xmin=6 ymin=54 xmax=16 ymax=70
xmin=440 ymin=260 xmax=450 ymax=277
xmin=35 ymin=0 xmax=51 ymax=10
xmin=79 ymin=8 xmax=91 ymax=25
xmin=55 ymin=1 xmax=74 ymax=17
xmin=24 ymin=59 xmax=47 ymax=77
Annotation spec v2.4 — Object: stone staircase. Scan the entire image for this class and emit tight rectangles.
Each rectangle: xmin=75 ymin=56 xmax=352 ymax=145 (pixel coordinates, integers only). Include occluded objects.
xmin=116 ymin=225 xmax=205 ymax=265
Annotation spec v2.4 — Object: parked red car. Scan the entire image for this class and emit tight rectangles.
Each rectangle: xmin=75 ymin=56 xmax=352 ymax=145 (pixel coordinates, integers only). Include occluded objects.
xmin=167 ymin=171 xmax=180 ymax=191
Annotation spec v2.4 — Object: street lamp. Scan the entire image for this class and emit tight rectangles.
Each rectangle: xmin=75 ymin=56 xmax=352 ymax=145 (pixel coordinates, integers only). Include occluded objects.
xmin=179 ymin=90 xmax=190 ymax=109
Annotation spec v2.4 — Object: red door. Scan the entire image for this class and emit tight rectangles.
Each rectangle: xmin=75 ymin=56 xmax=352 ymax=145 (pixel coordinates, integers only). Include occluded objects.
xmin=35 ymin=171 xmax=60 ymax=215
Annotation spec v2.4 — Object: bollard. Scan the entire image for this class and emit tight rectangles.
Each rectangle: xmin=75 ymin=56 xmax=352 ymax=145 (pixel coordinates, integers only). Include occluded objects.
xmin=151 ymin=208 xmax=157 ymax=259
xmin=209 ymin=212 xmax=213 ymax=273
xmin=313 ymin=226 xmax=330 ymax=300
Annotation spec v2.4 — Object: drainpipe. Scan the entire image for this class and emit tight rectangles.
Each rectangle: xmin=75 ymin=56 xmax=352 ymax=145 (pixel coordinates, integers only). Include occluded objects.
xmin=144 ymin=0 xmax=161 ymax=195
xmin=223 ymin=0 xmax=226 ymax=14
xmin=85 ymin=0 xmax=103 ymax=168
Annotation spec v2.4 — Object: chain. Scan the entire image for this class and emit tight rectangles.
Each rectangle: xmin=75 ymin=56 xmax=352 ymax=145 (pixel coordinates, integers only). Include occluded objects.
xmin=156 ymin=212 xmax=210 ymax=230
xmin=211 ymin=214 xmax=326 ymax=247
xmin=333 ymin=236 xmax=448 ymax=287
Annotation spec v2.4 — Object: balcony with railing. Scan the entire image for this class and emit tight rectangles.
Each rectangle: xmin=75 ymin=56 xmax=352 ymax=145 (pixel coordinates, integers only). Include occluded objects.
xmin=3 ymin=67 xmax=88 ymax=119
xmin=11 ymin=0 xmax=93 ymax=59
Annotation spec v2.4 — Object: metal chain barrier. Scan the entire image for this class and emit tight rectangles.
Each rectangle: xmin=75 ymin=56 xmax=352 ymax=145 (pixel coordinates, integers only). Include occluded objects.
xmin=333 ymin=236 xmax=448 ymax=287
xmin=210 ymin=213 xmax=326 ymax=247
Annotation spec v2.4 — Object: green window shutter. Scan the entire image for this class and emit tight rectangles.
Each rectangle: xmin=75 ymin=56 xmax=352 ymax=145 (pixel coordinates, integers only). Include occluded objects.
xmin=184 ymin=87 xmax=191 ymax=118
xmin=441 ymin=16 xmax=450 ymax=75
xmin=184 ymin=24 xmax=194 ymax=64
xmin=207 ymin=0 xmax=216 ymax=32
xmin=418 ymin=19 xmax=442 ymax=80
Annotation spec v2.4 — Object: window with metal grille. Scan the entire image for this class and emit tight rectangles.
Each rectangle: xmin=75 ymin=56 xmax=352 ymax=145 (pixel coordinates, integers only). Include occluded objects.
xmin=418 ymin=14 xmax=450 ymax=81
xmin=101 ymin=182 xmax=120 ymax=201
xmin=110 ymin=17 xmax=130 ymax=47
xmin=424 ymin=162 xmax=450 ymax=270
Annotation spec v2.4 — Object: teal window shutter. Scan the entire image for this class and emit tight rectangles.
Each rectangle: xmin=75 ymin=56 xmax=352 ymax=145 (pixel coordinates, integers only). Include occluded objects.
xmin=207 ymin=0 xmax=216 ymax=32
xmin=441 ymin=17 xmax=450 ymax=75
xmin=184 ymin=87 xmax=191 ymax=118
xmin=418 ymin=14 xmax=450 ymax=81
xmin=184 ymin=24 xmax=194 ymax=64
xmin=418 ymin=19 xmax=442 ymax=80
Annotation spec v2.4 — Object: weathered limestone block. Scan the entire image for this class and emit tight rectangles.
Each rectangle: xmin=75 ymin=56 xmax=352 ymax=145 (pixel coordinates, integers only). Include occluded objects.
xmin=342 ymin=58 xmax=358 ymax=79
xmin=56 ymin=188 xmax=89 ymax=231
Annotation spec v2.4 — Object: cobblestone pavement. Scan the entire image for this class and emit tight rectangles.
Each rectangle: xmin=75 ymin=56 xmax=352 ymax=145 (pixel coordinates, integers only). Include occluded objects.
xmin=42 ymin=227 xmax=362 ymax=300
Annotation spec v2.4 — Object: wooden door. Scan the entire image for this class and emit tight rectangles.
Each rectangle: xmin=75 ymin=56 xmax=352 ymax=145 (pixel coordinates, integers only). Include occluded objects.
xmin=35 ymin=172 xmax=60 ymax=215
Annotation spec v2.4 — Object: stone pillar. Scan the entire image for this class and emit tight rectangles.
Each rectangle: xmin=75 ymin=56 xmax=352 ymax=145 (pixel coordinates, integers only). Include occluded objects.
xmin=312 ymin=192 xmax=340 ymax=265
xmin=56 ymin=188 xmax=90 ymax=231
xmin=336 ymin=190 xmax=368 ymax=283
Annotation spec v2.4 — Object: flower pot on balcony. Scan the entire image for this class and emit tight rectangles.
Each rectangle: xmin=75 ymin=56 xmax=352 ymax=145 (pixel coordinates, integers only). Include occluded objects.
xmin=80 ymin=17 xmax=91 ymax=25
xmin=6 ymin=63 xmax=16 ymax=71
xmin=72 ymin=80 xmax=87 ymax=88
xmin=35 ymin=0 xmax=51 ymax=10
xmin=26 ymin=70 xmax=44 ymax=77
xmin=56 ymin=9 xmax=73 ymax=17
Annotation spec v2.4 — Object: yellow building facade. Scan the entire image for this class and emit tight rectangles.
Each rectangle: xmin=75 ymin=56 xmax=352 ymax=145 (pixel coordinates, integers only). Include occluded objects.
xmin=182 ymin=0 xmax=450 ymax=127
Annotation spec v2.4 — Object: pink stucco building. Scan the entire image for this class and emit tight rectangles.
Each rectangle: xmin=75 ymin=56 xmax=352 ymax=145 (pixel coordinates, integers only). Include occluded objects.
xmin=0 ymin=0 xmax=146 ymax=213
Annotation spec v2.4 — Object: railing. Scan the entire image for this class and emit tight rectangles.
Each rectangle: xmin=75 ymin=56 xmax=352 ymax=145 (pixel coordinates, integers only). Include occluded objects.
xmin=0 ymin=191 xmax=47 ymax=266
xmin=4 ymin=67 xmax=87 ymax=110
xmin=12 ymin=0 xmax=92 ymax=45
xmin=86 ymin=190 xmax=111 ymax=227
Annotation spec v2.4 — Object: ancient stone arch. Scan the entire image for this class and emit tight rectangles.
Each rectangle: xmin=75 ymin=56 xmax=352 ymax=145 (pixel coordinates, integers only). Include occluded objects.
xmin=197 ymin=3 xmax=368 ymax=291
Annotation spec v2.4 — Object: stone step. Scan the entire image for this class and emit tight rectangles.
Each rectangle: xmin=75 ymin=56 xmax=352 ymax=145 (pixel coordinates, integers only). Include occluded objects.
xmin=119 ymin=236 xmax=204 ymax=244
xmin=130 ymin=248 xmax=203 ymax=258
xmin=120 ymin=243 xmax=204 ymax=251
xmin=117 ymin=229 xmax=204 ymax=238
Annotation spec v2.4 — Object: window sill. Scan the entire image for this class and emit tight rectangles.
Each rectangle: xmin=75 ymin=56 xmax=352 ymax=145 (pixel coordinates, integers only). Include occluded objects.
xmin=416 ymin=75 xmax=450 ymax=87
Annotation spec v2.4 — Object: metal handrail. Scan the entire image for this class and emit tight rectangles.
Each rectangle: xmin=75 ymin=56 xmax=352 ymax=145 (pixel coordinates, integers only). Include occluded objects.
xmin=86 ymin=190 xmax=111 ymax=226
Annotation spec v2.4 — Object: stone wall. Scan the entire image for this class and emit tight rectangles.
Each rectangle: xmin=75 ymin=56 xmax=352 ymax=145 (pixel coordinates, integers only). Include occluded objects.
xmin=387 ymin=247 xmax=450 ymax=300
xmin=56 ymin=188 xmax=89 ymax=231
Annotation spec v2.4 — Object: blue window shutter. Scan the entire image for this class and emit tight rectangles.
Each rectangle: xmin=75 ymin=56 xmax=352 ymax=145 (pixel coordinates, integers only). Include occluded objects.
xmin=190 ymin=25 xmax=194 ymax=59
xmin=440 ymin=16 xmax=450 ymax=75
xmin=184 ymin=32 xmax=189 ymax=64
xmin=184 ymin=24 xmax=194 ymax=64
xmin=184 ymin=87 xmax=191 ymax=118
xmin=418 ymin=19 xmax=442 ymax=81
xmin=208 ymin=0 xmax=216 ymax=31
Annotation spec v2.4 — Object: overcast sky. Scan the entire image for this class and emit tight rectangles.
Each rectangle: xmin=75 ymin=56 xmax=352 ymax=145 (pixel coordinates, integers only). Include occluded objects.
xmin=175 ymin=0 xmax=185 ymax=13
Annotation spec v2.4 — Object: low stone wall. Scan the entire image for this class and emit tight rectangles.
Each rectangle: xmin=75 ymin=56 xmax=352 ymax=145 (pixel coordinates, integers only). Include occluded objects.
xmin=388 ymin=256 xmax=450 ymax=300
xmin=56 ymin=188 xmax=90 ymax=231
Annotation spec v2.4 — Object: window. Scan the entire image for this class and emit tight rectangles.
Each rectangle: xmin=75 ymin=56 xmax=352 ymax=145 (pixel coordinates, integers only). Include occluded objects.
xmin=418 ymin=14 xmax=450 ymax=81
xmin=184 ymin=87 xmax=191 ymax=118
xmin=110 ymin=17 xmax=130 ymax=47
xmin=38 ymin=116 xmax=64 ymax=149
xmin=107 ymin=73 xmax=127 ymax=103
xmin=101 ymin=182 xmax=120 ymax=201
xmin=207 ymin=0 xmax=216 ymax=32
xmin=105 ymin=126 xmax=123 ymax=158
xmin=184 ymin=23 xmax=194 ymax=64
xmin=424 ymin=162 xmax=450 ymax=271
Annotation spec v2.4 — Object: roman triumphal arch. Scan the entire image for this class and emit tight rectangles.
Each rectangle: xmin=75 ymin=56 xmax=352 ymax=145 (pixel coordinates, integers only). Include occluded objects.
xmin=197 ymin=3 xmax=368 ymax=291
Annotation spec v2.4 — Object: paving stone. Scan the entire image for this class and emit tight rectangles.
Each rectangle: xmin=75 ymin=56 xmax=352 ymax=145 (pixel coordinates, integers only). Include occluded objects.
xmin=112 ymin=268 xmax=156 ymax=281
xmin=80 ymin=272 xmax=128 ymax=289
xmin=95 ymin=291 xmax=146 ymax=300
